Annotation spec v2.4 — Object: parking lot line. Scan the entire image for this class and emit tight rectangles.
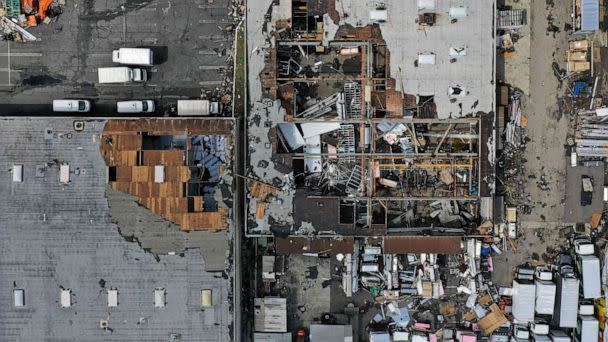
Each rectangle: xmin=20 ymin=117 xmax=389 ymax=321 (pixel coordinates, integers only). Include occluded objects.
xmin=198 ymin=19 xmax=227 ymax=24
xmin=198 ymin=80 xmax=223 ymax=86
xmin=197 ymin=4 xmax=230 ymax=10
xmin=199 ymin=50 xmax=220 ymax=55
xmin=7 ymin=42 xmax=10 ymax=87
xmin=0 ymin=52 xmax=42 ymax=57
xmin=198 ymin=35 xmax=230 ymax=41
xmin=198 ymin=66 xmax=224 ymax=70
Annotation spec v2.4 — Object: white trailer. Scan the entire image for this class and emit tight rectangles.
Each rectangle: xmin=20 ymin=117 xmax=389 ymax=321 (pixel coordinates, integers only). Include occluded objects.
xmin=535 ymin=280 xmax=556 ymax=315
xmin=578 ymin=255 xmax=601 ymax=299
xmin=112 ymin=48 xmax=153 ymax=66
xmin=177 ymin=100 xmax=221 ymax=116
xmin=553 ymin=273 xmax=579 ymax=328
xmin=512 ymin=280 xmax=536 ymax=323
xmin=575 ymin=316 xmax=598 ymax=342
xmin=98 ymin=67 xmax=147 ymax=83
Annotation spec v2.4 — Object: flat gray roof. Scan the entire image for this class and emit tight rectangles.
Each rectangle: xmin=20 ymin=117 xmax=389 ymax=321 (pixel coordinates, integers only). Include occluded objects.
xmin=0 ymin=118 xmax=230 ymax=341
xmin=338 ymin=0 xmax=495 ymax=118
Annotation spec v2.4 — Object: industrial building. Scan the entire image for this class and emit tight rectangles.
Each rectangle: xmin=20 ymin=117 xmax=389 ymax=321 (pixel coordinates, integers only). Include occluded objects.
xmin=246 ymin=0 xmax=496 ymax=238
xmin=245 ymin=0 xmax=497 ymax=340
xmin=0 ymin=117 xmax=232 ymax=341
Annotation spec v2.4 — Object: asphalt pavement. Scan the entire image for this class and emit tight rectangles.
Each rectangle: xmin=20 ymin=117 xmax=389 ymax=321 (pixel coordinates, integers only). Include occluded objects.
xmin=0 ymin=0 xmax=234 ymax=116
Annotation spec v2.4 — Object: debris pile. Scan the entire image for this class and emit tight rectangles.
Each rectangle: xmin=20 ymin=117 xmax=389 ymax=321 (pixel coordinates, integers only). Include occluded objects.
xmin=576 ymin=107 xmax=608 ymax=158
xmin=351 ymin=237 xmax=513 ymax=340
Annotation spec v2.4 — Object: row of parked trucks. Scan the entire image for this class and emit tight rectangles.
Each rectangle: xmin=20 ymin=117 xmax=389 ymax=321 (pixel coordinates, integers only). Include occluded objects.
xmin=53 ymin=48 xmax=221 ymax=115
xmin=508 ymin=235 xmax=601 ymax=341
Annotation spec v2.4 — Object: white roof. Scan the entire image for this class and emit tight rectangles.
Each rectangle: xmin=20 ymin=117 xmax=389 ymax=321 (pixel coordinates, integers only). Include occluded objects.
xmin=277 ymin=123 xmax=305 ymax=150
xmin=299 ymin=122 xmax=340 ymax=139
xmin=336 ymin=0 xmax=495 ymax=117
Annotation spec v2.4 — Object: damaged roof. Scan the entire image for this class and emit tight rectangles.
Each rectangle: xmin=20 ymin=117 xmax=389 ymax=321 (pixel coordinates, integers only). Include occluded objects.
xmin=382 ymin=236 xmax=462 ymax=254
xmin=275 ymin=236 xmax=355 ymax=254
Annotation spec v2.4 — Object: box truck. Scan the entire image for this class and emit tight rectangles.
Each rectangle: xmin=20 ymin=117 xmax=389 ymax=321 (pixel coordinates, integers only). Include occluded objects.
xmin=98 ymin=67 xmax=147 ymax=83
xmin=112 ymin=48 xmax=153 ymax=66
xmin=177 ymin=100 xmax=221 ymax=116
xmin=553 ymin=273 xmax=579 ymax=328
xmin=577 ymin=255 xmax=601 ymax=299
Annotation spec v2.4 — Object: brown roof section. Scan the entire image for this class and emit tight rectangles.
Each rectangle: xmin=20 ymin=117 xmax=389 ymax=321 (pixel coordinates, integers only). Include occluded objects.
xmin=275 ymin=237 xmax=354 ymax=255
xmin=103 ymin=118 xmax=233 ymax=136
xmin=383 ymin=236 xmax=462 ymax=254
xmin=100 ymin=119 xmax=232 ymax=231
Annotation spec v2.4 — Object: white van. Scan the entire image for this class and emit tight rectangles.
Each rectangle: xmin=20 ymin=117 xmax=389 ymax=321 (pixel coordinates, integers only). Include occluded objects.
xmin=117 ymin=100 xmax=155 ymax=113
xmin=53 ymin=99 xmax=91 ymax=112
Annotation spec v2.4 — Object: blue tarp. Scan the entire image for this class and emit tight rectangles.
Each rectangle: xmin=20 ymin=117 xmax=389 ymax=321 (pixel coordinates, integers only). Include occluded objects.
xmin=580 ymin=0 xmax=599 ymax=32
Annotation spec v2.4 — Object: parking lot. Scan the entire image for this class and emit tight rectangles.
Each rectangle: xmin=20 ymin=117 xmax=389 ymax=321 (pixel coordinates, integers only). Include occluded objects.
xmin=0 ymin=0 xmax=235 ymax=116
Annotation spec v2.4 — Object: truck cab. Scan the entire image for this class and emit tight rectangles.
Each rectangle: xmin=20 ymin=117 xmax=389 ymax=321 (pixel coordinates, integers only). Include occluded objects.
xmin=535 ymin=266 xmax=552 ymax=281
xmin=571 ymin=234 xmax=594 ymax=255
